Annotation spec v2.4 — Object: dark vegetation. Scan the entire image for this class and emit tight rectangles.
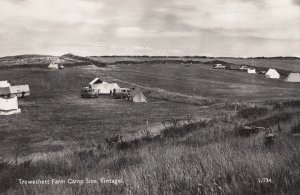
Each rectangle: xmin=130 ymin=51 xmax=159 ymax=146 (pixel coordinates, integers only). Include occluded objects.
xmin=61 ymin=53 xmax=106 ymax=67
xmin=291 ymin=123 xmax=300 ymax=134
xmin=273 ymin=100 xmax=300 ymax=111
xmin=237 ymin=106 xmax=269 ymax=120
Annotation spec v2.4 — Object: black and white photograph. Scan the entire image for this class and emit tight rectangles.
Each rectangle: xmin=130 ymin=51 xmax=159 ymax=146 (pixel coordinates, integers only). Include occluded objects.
xmin=0 ymin=0 xmax=300 ymax=194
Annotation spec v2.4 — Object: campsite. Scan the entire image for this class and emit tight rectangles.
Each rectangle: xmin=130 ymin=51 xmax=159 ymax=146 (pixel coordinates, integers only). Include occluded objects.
xmin=0 ymin=55 xmax=300 ymax=194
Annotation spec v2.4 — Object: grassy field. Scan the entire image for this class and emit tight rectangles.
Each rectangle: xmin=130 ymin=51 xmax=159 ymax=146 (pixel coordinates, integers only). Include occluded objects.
xmin=0 ymin=57 xmax=300 ymax=194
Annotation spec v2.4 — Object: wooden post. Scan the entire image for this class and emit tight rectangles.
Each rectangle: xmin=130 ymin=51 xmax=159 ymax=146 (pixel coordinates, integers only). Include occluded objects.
xmin=234 ymin=101 xmax=237 ymax=115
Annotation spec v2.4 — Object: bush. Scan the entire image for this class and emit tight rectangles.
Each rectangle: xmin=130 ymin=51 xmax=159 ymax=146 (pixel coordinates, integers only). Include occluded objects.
xmin=237 ymin=106 xmax=269 ymax=120
xmin=273 ymin=100 xmax=300 ymax=111
xmin=0 ymin=160 xmax=36 ymax=193
xmin=291 ymin=123 xmax=300 ymax=134
xmin=247 ymin=112 xmax=298 ymax=127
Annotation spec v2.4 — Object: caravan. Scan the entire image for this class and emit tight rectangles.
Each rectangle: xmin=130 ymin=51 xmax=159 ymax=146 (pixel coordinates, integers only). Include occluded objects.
xmin=247 ymin=68 xmax=256 ymax=74
xmin=0 ymin=96 xmax=21 ymax=115
xmin=10 ymin=85 xmax=30 ymax=97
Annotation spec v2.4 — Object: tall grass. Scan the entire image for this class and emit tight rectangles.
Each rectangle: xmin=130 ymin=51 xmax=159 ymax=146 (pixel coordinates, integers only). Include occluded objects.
xmin=2 ymin=100 xmax=300 ymax=194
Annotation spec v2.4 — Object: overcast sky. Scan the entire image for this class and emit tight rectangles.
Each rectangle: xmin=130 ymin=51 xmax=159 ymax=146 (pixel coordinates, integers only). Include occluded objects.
xmin=0 ymin=0 xmax=300 ymax=57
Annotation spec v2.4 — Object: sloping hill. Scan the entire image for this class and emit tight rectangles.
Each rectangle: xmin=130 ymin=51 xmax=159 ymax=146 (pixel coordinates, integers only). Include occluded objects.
xmin=61 ymin=53 xmax=106 ymax=67
xmin=0 ymin=53 xmax=105 ymax=69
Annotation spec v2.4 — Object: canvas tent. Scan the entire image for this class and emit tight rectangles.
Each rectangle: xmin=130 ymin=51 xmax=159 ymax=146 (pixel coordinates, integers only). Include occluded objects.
xmin=10 ymin=85 xmax=30 ymax=97
xmin=265 ymin=68 xmax=280 ymax=79
xmin=247 ymin=68 xmax=256 ymax=74
xmin=0 ymin=81 xmax=10 ymax=88
xmin=0 ymin=96 xmax=21 ymax=115
xmin=48 ymin=62 xmax=59 ymax=69
xmin=285 ymin=73 xmax=300 ymax=82
xmin=129 ymin=88 xmax=147 ymax=103
xmin=89 ymin=78 xmax=120 ymax=95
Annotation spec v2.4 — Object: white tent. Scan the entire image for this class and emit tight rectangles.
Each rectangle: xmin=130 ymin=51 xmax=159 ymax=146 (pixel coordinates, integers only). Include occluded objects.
xmin=129 ymin=88 xmax=147 ymax=103
xmin=89 ymin=78 xmax=120 ymax=95
xmin=265 ymin=68 xmax=280 ymax=79
xmin=10 ymin=85 xmax=30 ymax=97
xmin=247 ymin=68 xmax=256 ymax=74
xmin=0 ymin=96 xmax=21 ymax=115
xmin=0 ymin=81 xmax=11 ymax=88
xmin=285 ymin=73 xmax=300 ymax=82
xmin=48 ymin=62 xmax=59 ymax=69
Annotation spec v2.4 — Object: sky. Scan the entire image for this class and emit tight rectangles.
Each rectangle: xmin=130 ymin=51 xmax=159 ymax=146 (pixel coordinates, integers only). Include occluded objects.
xmin=0 ymin=0 xmax=300 ymax=57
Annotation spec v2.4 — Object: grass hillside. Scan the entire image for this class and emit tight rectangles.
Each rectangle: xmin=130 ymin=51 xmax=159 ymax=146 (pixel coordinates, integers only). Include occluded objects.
xmin=1 ymin=100 xmax=300 ymax=194
xmin=0 ymin=56 xmax=299 ymax=194
xmin=0 ymin=53 xmax=102 ymax=69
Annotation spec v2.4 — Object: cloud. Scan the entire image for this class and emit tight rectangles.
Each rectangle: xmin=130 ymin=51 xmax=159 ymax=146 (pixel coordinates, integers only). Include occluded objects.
xmin=0 ymin=0 xmax=300 ymax=57
xmin=293 ymin=0 xmax=300 ymax=5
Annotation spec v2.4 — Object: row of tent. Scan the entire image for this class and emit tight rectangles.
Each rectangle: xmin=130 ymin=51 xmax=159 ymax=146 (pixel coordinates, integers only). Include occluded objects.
xmin=85 ymin=78 xmax=147 ymax=103
xmin=258 ymin=68 xmax=300 ymax=82
xmin=239 ymin=66 xmax=299 ymax=82
xmin=0 ymin=81 xmax=30 ymax=115
xmin=214 ymin=63 xmax=300 ymax=82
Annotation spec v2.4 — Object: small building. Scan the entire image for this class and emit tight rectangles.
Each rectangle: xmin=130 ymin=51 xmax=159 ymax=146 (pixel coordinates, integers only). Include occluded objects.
xmin=9 ymin=85 xmax=30 ymax=97
xmin=0 ymin=96 xmax=21 ymax=115
xmin=285 ymin=73 xmax=300 ymax=82
xmin=265 ymin=68 xmax=280 ymax=79
xmin=129 ymin=88 xmax=147 ymax=103
xmin=48 ymin=62 xmax=59 ymax=69
xmin=89 ymin=78 xmax=120 ymax=95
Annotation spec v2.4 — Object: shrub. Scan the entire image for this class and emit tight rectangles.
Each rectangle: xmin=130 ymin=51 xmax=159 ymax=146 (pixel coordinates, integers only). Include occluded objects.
xmin=237 ymin=106 xmax=269 ymax=120
xmin=291 ymin=123 xmax=300 ymax=134
xmin=273 ymin=100 xmax=300 ymax=111
xmin=247 ymin=112 xmax=298 ymax=127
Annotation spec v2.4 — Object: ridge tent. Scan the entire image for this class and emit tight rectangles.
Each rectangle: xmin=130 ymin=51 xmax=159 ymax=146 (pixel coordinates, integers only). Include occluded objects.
xmin=129 ymin=88 xmax=147 ymax=103
xmin=0 ymin=96 xmax=21 ymax=115
xmin=48 ymin=62 xmax=59 ymax=69
xmin=265 ymin=68 xmax=280 ymax=79
xmin=285 ymin=73 xmax=300 ymax=82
